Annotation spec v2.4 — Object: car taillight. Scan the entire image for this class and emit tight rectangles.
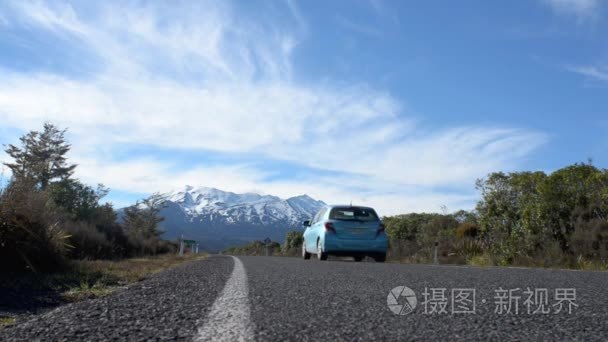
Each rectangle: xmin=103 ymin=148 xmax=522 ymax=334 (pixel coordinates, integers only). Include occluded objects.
xmin=324 ymin=222 xmax=336 ymax=233
xmin=376 ymin=223 xmax=385 ymax=236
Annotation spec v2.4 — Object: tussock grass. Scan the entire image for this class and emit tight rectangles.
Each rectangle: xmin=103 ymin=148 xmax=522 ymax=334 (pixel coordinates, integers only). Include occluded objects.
xmin=0 ymin=317 xmax=16 ymax=327
xmin=62 ymin=253 xmax=208 ymax=301
xmin=467 ymin=254 xmax=493 ymax=267
xmin=0 ymin=253 xmax=207 ymax=328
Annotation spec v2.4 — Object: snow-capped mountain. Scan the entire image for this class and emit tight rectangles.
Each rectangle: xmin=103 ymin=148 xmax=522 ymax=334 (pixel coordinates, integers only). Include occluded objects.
xmin=158 ymin=186 xmax=325 ymax=251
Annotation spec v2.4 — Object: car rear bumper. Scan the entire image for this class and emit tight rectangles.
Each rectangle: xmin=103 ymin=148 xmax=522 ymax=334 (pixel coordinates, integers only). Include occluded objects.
xmin=324 ymin=234 xmax=388 ymax=254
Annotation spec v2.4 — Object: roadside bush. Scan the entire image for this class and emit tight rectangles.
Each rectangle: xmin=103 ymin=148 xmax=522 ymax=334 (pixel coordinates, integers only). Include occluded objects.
xmin=468 ymin=254 xmax=493 ymax=267
xmin=511 ymin=240 xmax=566 ymax=268
xmin=223 ymin=240 xmax=281 ymax=256
xmin=569 ymin=218 xmax=608 ymax=261
xmin=387 ymin=239 xmax=420 ymax=260
xmin=0 ymin=177 xmax=170 ymax=268
xmin=1 ymin=124 xmax=177 ymax=271
xmin=282 ymin=231 xmax=303 ymax=256
xmin=454 ymin=238 xmax=483 ymax=261
xmin=487 ymin=238 xmax=523 ymax=267
xmin=0 ymin=179 xmax=70 ymax=272
xmin=63 ymin=221 xmax=111 ymax=260
xmin=156 ymin=240 xmax=178 ymax=255
xmin=456 ymin=223 xmax=479 ymax=239
xmin=124 ymin=236 xmax=177 ymax=257
xmin=98 ymin=222 xmax=132 ymax=259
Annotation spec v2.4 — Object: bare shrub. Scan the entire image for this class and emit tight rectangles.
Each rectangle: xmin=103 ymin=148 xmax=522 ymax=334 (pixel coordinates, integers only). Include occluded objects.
xmin=63 ymin=221 xmax=110 ymax=260
xmin=0 ymin=179 xmax=70 ymax=272
xmin=387 ymin=239 xmax=420 ymax=260
xmin=456 ymin=223 xmax=479 ymax=239
xmin=569 ymin=219 xmax=608 ymax=261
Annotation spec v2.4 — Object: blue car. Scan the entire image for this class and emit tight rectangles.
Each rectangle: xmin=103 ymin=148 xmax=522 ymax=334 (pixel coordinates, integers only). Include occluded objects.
xmin=302 ymin=205 xmax=388 ymax=262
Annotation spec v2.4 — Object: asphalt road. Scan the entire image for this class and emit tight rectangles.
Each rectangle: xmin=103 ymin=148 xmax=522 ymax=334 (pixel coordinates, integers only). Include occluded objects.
xmin=1 ymin=255 xmax=607 ymax=341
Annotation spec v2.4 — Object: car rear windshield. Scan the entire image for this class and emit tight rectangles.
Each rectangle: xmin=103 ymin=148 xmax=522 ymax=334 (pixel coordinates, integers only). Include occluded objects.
xmin=329 ymin=207 xmax=379 ymax=222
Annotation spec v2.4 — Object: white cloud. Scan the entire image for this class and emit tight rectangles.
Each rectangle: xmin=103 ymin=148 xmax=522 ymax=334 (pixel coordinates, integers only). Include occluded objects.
xmin=74 ymin=157 xmax=263 ymax=195
xmin=10 ymin=1 xmax=86 ymax=34
xmin=72 ymin=156 xmax=475 ymax=215
xmin=565 ymin=64 xmax=608 ymax=81
xmin=0 ymin=150 xmax=10 ymax=189
xmin=542 ymin=0 xmax=600 ymax=20
xmin=0 ymin=0 xmax=546 ymax=214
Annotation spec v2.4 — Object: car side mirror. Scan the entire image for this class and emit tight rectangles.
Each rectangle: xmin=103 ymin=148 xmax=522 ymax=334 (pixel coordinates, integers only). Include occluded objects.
xmin=302 ymin=220 xmax=310 ymax=227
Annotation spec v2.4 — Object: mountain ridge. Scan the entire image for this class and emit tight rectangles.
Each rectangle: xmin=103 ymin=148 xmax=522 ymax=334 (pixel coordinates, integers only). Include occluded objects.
xmin=157 ymin=186 xmax=326 ymax=251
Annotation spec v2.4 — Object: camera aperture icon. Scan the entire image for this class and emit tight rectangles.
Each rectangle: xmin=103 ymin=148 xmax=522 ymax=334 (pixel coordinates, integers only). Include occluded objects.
xmin=387 ymin=286 xmax=417 ymax=315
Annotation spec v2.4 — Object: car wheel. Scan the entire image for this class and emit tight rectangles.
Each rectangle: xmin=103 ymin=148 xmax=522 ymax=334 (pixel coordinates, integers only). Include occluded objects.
xmin=353 ymin=256 xmax=364 ymax=262
xmin=373 ymin=253 xmax=386 ymax=263
xmin=317 ymin=240 xmax=328 ymax=261
xmin=302 ymin=241 xmax=311 ymax=260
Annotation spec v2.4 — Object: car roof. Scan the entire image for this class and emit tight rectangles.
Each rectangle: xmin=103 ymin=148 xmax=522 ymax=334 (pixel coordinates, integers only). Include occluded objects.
xmin=326 ymin=204 xmax=375 ymax=210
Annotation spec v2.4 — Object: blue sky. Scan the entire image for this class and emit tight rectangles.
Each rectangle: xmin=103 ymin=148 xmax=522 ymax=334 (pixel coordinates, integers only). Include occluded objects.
xmin=0 ymin=0 xmax=607 ymax=215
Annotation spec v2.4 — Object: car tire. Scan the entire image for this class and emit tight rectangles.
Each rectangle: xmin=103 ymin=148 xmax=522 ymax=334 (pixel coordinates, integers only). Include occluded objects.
xmin=302 ymin=241 xmax=311 ymax=260
xmin=373 ymin=253 xmax=386 ymax=263
xmin=317 ymin=240 xmax=328 ymax=261
xmin=353 ymin=256 xmax=364 ymax=262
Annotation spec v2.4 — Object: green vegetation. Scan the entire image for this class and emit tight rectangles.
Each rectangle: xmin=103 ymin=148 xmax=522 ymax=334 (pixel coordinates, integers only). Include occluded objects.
xmin=223 ymin=231 xmax=304 ymax=256
xmin=223 ymin=240 xmax=282 ymax=256
xmin=385 ymin=162 xmax=608 ymax=270
xmin=384 ymin=212 xmax=466 ymax=264
xmin=282 ymin=231 xmax=304 ymax=256
xmin=0 ymin=123 xmax=174 ymax=273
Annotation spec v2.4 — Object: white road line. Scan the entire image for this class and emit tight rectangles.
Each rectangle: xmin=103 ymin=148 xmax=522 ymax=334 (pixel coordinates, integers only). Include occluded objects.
xmin=195 ymin=256 xmax=254 ymax=342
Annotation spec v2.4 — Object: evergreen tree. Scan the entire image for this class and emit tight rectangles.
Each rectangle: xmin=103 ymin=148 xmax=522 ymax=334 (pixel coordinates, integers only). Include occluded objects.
xmin=4 ymin=123 xmax=76 ymax=189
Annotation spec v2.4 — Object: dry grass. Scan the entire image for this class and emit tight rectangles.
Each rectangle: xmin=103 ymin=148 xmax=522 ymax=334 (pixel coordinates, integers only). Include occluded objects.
xmin=0 ymin=253 xmax=207 ymax=329
xmin=62 ymin=253 xmax=207 ymax=301
xmin=0 ymin=317 xmax=16 ymax=327
xmin=467 ymin=254 xmax=494 ymax=267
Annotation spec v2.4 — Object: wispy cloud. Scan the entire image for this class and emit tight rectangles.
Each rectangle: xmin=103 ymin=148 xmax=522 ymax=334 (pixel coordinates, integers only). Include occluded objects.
xmin=368 ymin=0 xmax=399 ymax=25
xmin=542 ymin=0 xmax=600 ymax=21
xmin=336 ymin=15 xmax=383 ymax=37
xmin=286 ymin=0 xmax=308 ymax=35
xmin=0 ymin=1 xmax=546 ymax=214
xmin=565 ymin=64 xmax=608 ymax=81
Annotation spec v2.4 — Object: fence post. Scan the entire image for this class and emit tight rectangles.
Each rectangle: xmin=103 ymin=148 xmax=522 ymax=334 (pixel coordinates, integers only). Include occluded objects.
xmin=179 ymin=235 xmax=184 ymax=256
xmin=264 ymin=237 xmax=271 ymax=256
